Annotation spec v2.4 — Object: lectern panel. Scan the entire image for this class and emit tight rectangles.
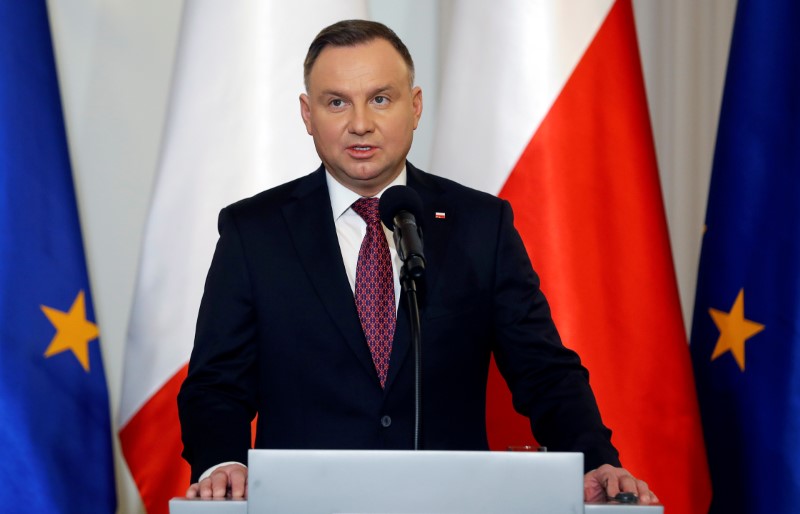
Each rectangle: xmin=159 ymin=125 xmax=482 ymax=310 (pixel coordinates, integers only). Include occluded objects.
xmin=247 ymin=449 xmax=583 ymax=514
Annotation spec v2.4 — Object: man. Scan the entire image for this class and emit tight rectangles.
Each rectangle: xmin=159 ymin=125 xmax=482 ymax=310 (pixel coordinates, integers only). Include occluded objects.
xmin=178 ymin=19 xmax=657 ymax=504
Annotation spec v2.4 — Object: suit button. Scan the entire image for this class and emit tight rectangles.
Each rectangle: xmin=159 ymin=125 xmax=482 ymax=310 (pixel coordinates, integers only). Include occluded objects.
xmin=380 ymin=415 xmax=392 ymax=428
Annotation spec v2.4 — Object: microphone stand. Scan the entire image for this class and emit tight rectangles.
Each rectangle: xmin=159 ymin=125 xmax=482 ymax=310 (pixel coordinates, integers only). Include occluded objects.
xmin=400 ymin=265 xmax=422 ymax=451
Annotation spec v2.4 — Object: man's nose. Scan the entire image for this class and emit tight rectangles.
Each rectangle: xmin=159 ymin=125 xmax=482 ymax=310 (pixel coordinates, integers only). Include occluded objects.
xmin=348 ymin=105 xmax=375 ymax=135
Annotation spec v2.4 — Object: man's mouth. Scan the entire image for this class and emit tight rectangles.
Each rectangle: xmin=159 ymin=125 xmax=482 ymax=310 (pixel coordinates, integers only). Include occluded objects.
xmin=346 ymin=145 xmax=378 ymax=158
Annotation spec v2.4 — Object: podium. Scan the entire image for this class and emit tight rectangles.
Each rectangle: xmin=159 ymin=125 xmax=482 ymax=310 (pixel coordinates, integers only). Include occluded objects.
xmin=169 ymin=500 xmax=663 ymax=513
xmin=170 ymin=450 xmax=664 ymax=514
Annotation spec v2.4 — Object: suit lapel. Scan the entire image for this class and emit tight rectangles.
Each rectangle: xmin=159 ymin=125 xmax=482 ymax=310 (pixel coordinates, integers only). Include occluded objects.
xmin=282 ymin=167 xmax=378 ymax=382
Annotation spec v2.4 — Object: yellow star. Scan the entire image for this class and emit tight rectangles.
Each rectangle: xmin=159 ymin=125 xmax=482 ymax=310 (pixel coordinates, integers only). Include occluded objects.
xmin=709 ymin=289 xmax=764 ymax=372
xmin=41 ymin=290 xmax=99 ymax=372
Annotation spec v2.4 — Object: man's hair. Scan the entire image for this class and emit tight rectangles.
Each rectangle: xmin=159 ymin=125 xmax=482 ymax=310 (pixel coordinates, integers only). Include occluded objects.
xmin=304 ymin=19 xmax=415 ymax=90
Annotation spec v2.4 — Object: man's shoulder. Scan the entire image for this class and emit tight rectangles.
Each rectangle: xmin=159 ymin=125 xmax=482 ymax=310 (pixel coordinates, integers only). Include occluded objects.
xmin=411 ymin=165 xmax=507 ymax=218
xmin=224 ymin=166 xmax=325 ymax=218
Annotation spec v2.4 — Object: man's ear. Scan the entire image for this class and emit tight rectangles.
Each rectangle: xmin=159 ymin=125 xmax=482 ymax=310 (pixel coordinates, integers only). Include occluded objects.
xmin=299 ymin=93 xmax=313 ymax=135
xmin=411 ymin=86 xmax=423 ymax=130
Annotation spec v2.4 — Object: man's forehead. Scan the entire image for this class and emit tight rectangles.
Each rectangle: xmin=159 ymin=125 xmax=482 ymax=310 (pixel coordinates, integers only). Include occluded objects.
xmin=307 ymin=39 xmax=411 ymax=90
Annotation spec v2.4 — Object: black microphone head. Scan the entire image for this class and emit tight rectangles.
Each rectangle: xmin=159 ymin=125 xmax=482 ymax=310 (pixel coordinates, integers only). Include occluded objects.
xmin=379 ymin=185 xmax=424 ymax=231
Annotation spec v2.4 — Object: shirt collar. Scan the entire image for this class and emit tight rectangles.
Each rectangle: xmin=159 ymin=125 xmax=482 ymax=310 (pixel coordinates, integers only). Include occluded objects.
xmin=326 ymin=167 xmax=408 ymax=221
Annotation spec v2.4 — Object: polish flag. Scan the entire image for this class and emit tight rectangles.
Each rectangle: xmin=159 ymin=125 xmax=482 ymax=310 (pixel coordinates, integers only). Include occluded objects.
xmin=432 ymin=1 xmax=711 ymax=512
xmin=118 ymin=2 xmax=366 ymax=512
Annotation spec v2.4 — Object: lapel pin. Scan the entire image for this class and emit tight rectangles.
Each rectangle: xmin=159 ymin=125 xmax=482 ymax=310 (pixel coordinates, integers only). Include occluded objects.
xmin=435 ymin=212 xmax=446 ymax=219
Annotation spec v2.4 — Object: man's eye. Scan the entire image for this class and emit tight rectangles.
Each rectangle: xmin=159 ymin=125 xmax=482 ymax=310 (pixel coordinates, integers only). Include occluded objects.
xmin=374 ymin=96 xmax=388 ymax=105
xmin=330 ymin=99 xmax=345 ymax=108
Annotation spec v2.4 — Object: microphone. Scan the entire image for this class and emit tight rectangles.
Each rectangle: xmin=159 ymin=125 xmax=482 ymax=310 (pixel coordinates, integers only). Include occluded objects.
xmin=379 ymin=185 xmax=425 ymax=280
xmin=380 ymin=185 xmax=425 ymax=450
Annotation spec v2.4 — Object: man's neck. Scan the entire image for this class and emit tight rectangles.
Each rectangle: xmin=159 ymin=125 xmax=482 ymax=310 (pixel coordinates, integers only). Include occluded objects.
xmin=326 ymin=167 xmax=408 ymax=221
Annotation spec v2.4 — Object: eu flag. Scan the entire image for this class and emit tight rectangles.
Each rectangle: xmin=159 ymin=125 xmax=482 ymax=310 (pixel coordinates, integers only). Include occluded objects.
xmin=690 ymin=0 xmax=800 ymax=512
xmin=0 ymin=1 xmax=116 ymax=512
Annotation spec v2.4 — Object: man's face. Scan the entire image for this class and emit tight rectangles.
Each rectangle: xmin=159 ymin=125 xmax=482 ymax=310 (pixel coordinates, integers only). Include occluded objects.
xmin=300 ymin=38 xmax=422 ymax=197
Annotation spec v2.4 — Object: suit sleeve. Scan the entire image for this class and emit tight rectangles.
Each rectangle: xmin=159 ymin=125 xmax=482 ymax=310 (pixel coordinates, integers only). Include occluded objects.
xmin=490 ymin=200 xmax=621 ymax=472
xmin=178 ymin=207 xmax=258 ymax=482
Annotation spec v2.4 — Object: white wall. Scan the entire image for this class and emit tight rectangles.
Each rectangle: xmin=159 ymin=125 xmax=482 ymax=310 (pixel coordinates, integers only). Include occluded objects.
xmin=47 ymin=1 xmax=736 ymax=511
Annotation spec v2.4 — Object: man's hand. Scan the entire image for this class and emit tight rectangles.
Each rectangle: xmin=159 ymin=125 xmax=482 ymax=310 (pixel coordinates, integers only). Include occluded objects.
xmin=185 ymin=463 xmax=248 ymax=500
xmin=583 ymin=464 xmax=658 ymax=504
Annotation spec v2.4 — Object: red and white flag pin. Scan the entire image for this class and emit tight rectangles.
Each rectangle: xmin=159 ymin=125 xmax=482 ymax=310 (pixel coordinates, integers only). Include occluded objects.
xmin=435 ymin=212 xmax=446 ymax=219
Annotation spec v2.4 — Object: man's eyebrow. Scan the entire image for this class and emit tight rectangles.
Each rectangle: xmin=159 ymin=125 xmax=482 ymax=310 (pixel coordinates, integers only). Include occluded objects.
xmin=370 ymin=85 xmax=396 ymax=96
xmin=317 ymin=85 xmax=397 ymax=98
xmin=319 ymin=88 xmax=347 ymax=98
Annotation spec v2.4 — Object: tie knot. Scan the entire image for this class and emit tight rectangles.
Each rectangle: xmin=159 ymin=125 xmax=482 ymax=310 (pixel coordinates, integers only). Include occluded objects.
xmin=352 ymin=197 xmax=381 ymax=225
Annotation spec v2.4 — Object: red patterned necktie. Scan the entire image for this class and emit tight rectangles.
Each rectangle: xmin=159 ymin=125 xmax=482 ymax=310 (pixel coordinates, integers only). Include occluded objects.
xmin=351 ymin=197 xmax=396 ymax=388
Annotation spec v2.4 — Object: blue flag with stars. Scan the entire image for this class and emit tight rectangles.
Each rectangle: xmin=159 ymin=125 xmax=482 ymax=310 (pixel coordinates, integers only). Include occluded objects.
xmin=0 ymin=1 xmax=116 ymax=512
xmin=690 ymin=0 xmax=800 ymax=512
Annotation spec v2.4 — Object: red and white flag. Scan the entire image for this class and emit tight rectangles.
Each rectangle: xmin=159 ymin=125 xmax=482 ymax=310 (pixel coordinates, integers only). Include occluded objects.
xmin=432 ymin=1 xmax=711 ymax=512
xmin=118 ymin=1 xmax=366 ymax=512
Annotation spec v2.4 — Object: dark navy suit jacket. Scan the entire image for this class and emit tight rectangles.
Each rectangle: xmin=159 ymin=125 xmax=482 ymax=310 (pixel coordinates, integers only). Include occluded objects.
xmin=178 ymin=163 xmax=619 ymax=482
